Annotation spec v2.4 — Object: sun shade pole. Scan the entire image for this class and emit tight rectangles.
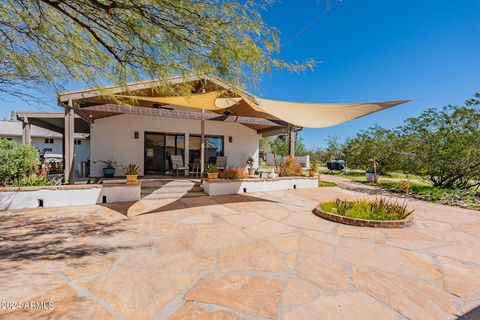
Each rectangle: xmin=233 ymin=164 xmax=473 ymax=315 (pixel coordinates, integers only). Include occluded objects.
xmin=288 ymin=125 xmax=296 ymax=157
xmin=64 ymin=99 xmax=75 ymax=184
xmin=200 ymin=109 xmax=205 ymax=177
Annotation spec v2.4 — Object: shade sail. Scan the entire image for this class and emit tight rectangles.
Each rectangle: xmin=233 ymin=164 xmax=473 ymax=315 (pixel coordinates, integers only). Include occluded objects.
xmin=115 ymin=91 xmax=241 ymax=111
xmin=252 ymin=98 xmax=410 ymax=128
xmin=114 ymin=90 xmax=409 ymax=129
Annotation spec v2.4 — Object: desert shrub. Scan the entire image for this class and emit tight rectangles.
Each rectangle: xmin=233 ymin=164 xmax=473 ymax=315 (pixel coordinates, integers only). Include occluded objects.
xmin=320 ymin=198 xmax=413 ymax=220
xmin=222 ymin=167 xmax=247 ymax=179
xmin=12 ymin=174 xmax=57 ymax=187
xmin=0 ymin=139 xmax=40 ymax=186
xmin=279 ymin=156 xmax=303 ymax=177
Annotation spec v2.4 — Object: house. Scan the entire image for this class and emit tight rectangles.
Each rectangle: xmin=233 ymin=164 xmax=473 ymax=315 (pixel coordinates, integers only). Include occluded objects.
xmin=0 ymin=118 xmax=90 ymax=169
xmin=14 ymin=75 xmax=408 ymax=183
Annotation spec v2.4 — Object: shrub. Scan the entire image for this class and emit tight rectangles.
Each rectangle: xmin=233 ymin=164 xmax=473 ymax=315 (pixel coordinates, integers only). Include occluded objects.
xmin=0 ymin=139 xmax=40 ymax=186
xmin=222 ymin=167 xmax=247 ymax=179
xmin=12 ymin=174 xmax=57 ymax=187
xmin=310 ymin=161 xmax=320 ymax=172
xmin=279 ymin=156 xmax=303 ymax=177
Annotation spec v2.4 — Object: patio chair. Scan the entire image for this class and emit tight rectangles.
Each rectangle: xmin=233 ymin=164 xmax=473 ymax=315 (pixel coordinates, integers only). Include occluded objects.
xmin=215 ymin=156 xmax=228 ymax=171
xmin=170 ymin=155 xmax=189 ymax=176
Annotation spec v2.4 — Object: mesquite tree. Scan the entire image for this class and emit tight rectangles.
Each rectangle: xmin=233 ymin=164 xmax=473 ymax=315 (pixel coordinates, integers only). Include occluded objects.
xmin=397 ymin=96 xmax=480 ymax=189
xmin=0 ymin=0 xmax=312 ymax=99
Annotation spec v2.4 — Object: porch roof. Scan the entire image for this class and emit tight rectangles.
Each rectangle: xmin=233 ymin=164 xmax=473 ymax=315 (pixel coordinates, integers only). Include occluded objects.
xmin=57 ymin=75 xmax=409 ymax=133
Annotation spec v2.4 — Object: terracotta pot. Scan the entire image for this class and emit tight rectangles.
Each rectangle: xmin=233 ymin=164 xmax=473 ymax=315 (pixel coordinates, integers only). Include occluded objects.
xmin=308 ymin=170 xmax=316 ymax=177
xmin=207 ymin=172 xmax=219 ymax=179
xmin=248 ymin=168 xmax=255 ymax=176
xmin=126 ymin=174 xmax=138 ymax=183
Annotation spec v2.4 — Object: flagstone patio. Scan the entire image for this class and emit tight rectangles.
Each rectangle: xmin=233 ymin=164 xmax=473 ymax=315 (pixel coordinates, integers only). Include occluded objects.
xmin=1 ymin=177 xmax=479 ymax=319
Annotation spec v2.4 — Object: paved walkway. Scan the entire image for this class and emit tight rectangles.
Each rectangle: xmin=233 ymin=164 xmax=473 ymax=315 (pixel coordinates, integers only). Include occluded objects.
xmin=1 ymin=180 xmax=479 ymax=319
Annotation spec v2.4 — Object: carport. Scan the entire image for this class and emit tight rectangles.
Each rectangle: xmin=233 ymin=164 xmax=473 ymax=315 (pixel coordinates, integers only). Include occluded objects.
xmin=16 ymin=111 xmax=90 ymax=183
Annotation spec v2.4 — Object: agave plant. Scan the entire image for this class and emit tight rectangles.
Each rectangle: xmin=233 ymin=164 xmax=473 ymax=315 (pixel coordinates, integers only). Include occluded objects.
xmin=369 ymin=197 xmax=414 ymax=219
xmin=335 ymin=198 xmax=354 ymax=215
xmin=206 ymin=164 xmax=219 ymax=173
xmin=123 ymin=164 xmax=140 ymax=175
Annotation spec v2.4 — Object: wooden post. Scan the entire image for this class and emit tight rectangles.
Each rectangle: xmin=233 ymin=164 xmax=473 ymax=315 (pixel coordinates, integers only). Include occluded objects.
xmin=200 ymin=109 xmax=205 ymax=176
xmin=64 ymin=100 xmax=75 ymax=184
xmin=288 ymin=126 xmax=296 ymax=157
xmin=21 ymin=119 xmax=31 ymax=145
xmin=184 ymin=133 xmax=190 ymax=176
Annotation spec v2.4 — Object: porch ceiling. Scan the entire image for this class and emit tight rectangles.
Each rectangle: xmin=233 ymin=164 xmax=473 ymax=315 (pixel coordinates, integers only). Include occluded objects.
xmin=16 ymin=111 xmax=90 ymax=134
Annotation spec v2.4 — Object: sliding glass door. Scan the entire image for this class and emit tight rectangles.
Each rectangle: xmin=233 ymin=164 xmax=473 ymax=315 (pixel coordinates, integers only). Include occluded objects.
xmin=144 ymin=132 xmax=185 ymax=173
xmin=189 ymin=135 xmax=224 ymax=164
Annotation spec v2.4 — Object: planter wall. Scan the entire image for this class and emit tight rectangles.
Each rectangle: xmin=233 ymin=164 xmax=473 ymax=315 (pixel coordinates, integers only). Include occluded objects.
xmin=202 ymin=177 xmax=318 ymax=196
xmin=313 ymin=207 xmax=414 ymax=228
xmin=0 ymin=183 xmax=141 ymax=211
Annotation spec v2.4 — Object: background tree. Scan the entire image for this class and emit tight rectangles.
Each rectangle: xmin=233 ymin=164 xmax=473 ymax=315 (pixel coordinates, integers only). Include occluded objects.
xmin=396 ymin=99 xmax=480 ymax=189
xmin=0 ymin=0 xmax=312 ymax=99
xmin=323 ymin=135 xmax=345 ymax=161
xmin=267 ymin=136 xmax=306 ymax=157
xmin=343 ymin=125 xmax=397 ymax=174
xmin=338 ymin=93 xmax=480 ymax=189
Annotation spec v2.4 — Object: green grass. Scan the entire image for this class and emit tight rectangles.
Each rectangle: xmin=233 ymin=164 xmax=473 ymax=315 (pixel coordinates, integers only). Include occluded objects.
xmin=318 ymin=181 xmax=337 ymax=187
xmin=367 ymin=180 xmax=480 ymax=210
xmin=320 ymin=198 xmax=411 ymax=221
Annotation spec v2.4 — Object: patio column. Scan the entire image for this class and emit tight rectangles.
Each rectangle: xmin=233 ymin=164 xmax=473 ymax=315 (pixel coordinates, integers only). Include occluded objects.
xmin=64 ymin=100 xmax=75 ymax=184
xmin=288 ymin=126 xmax=296 ymax=157
xmin=200 ymin=109 xmax=205 ymax=176
xmin=21 ymin=118 xmax=31 ymax=145
xmin=184 ymin=133 xmax=189 ymax=175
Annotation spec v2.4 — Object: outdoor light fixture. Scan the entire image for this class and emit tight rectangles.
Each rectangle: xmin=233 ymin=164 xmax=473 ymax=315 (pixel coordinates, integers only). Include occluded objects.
xmin=229 ymin=136 xmax=233 ymax=143
xmin=134 ymin=131 xmax=139 ymax=139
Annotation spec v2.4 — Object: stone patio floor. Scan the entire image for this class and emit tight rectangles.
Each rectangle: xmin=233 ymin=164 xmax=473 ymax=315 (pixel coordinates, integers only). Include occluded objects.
xmin=1 ymin=176 xmax=480 ymax=319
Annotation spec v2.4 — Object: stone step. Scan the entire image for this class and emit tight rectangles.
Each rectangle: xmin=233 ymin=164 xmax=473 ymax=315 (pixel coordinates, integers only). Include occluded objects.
xmin=142 ymin=191 xmax=207 ymax=199
xmin=141 ymin=186 xmax=203 ymax=194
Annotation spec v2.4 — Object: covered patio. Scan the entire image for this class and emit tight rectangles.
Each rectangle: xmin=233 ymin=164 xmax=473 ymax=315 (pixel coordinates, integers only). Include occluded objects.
xmin=32 ymin=75 xmax=407 ymax=184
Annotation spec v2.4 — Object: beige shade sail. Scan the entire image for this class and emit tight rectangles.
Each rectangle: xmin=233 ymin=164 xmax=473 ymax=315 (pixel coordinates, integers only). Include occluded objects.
xmin=115 ymin=90 xmax=409 ymax=129
xmin=115 ymin=91 xmax=240 ymax=111
xmin=251 ymin=98 xmax=410 ymax=128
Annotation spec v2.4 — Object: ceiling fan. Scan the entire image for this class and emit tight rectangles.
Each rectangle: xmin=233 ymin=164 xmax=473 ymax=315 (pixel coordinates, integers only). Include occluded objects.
xmin=152 ymin=103 xmax=173 ymax=110
xmin=211 ymin=109 xmax=239 ymax=122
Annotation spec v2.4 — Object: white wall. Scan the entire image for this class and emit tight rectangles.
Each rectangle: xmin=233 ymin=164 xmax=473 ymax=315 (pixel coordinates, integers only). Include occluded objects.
xmin=90 ymin=114 xmax=260 ymax=177
xmin=265 ymin=153 xmax=310 ymax=168
xmin=32 ymin=137 xmax=63 ymax=155
xmin=32 ymin=137 xmax=90 ymax=164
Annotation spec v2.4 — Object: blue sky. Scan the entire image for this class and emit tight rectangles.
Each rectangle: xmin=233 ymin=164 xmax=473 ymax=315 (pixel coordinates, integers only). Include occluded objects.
xmin=1 ymin=0 xmax=479 ymax=148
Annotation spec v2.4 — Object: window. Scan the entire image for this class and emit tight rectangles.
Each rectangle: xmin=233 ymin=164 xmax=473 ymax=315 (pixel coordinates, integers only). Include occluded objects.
xmin=74 ymin=139 xmax=82 ymax=145
xmin=44 ymin=138 xmax=54 ymax=144
xmin=189 ymin=135 xmax=224 ymax=164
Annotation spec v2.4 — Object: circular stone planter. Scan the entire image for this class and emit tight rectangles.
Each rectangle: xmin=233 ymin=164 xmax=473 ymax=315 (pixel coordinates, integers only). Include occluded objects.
xmin=313 ymin=207 xmax=414 ymax=228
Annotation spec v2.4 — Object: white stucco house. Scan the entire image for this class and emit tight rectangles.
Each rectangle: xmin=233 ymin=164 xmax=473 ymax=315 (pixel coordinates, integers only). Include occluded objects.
xmin=13 ymin=75 xmax=407 ymax=183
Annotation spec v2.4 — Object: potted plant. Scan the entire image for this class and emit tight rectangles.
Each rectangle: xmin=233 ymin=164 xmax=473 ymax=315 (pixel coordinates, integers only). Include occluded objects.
xmin=308 ymin=161 xmax=320 ymax=177
xmin=365 ymin=158 xmax=379 ymax=183
xmin=96 ymin=159 xmax=117 ymax=178
xmin=246 ymin=156 xmax=255 ymax=176
xmin=206 ymin=164 xmax=219 ymax=179
xmin=123 ymin=164 xmax=140 ymax=183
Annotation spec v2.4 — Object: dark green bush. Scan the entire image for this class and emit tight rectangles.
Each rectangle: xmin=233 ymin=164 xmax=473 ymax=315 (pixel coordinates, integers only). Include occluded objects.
xmin=0 ymin=139 xmax=40 ymax=186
